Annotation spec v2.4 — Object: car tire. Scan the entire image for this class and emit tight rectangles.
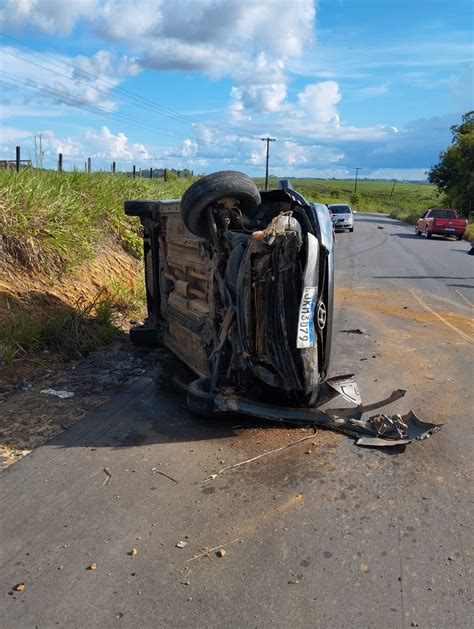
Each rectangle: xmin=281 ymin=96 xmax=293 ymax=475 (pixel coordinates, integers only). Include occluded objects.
xmin=186 ymin=378 xmax=216 ymax=416
xmin=180 ymin=171 xmax=261 ymax=239
xmin=426 ymin=229 xmax=432 ymax=239
xmin=416 ymin=226 xmax=421 ymax=236
xmin=456 ymin=235 xmax=463 ymax=241
xmin=349 ymin=227 xmax=354 ymax=232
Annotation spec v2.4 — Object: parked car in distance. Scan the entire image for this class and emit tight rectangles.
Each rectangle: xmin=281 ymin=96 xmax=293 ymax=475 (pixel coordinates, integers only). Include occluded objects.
xmin=327 ymin=204 xmax=354 ymax=232
xmin=416 ymin=208 xmax=467 ymax=240
xmin=125 ymin=171 xmax=342 ymax=417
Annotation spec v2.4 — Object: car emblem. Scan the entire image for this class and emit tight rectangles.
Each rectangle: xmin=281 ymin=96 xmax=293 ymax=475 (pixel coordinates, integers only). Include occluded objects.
xmin=317 ymin=302 xmax=327 ymax=330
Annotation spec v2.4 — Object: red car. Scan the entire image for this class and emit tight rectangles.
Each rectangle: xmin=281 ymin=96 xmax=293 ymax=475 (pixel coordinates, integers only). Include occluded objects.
xmin=416 ymin=208 xmax=467 ymax=240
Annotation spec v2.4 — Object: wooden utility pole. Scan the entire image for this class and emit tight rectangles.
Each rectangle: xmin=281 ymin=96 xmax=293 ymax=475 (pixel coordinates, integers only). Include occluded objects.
xmin=389 ymin=178 xmax=397 ymax=200
xmin=133 ymin=165 xmax=136 ymax=179
xmin=149 ymin=167 xmax=153 ymax=179
xmin=353 ymin=167 xmax=361 ymax=193
xmin=16 ymin=146 xmax=20 ymax=172
xmin=87 ymin=157 xmax=91 ymax=173
xmin=112 ymin=161 xmax=116 ymax=174
xmin=261 ymin=137 xmax=276 ymax=190
xmin=58 ymin=153 xmax=63 ymax=172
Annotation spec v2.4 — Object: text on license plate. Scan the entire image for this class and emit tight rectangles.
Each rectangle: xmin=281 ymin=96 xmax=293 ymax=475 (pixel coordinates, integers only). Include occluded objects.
xmin=297 ymin=287 xmax=317 ymax=349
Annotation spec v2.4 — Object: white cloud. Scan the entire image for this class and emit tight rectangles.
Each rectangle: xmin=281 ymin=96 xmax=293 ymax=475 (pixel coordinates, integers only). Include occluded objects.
xmin=86 ymin=126 xmax=150 ymax=160
xmin=295 ymin=81 xmax=341 ymax=124
xmin=0 ymin=0 xmax=97 ymax=36
xmin=0 ymin=46 xmax=139 ymax=113
xmin=181 ymin=138 xmax=197 ymax=158
xmin=0 ymin=126 xmax=32 ymax=143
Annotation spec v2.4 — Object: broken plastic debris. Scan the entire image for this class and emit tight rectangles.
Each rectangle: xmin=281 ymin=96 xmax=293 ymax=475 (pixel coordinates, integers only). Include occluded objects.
xmin=13 ymin=583 xmax=25 ymax=592
xmin=129 ymin=548 xmax=138 ymax=557
xmin=87 ymin=563 xmax=97 ymax=571
xmin=216 ymin=549 xmax=226 ymax=557
xmin=176 ymin=541 xmax=188 ymax=549
xmin=40 ymin=389 xmax=75 ymax=399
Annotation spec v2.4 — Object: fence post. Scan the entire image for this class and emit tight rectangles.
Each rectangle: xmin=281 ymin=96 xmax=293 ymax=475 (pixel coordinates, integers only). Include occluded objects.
xmin=58 ymin=153 xmax=63 ymax=173
xmin=177 ymin=170 xmax=180 ymax=178
xmin=112 ymin=161 xmax=116 ymax=174
xmin=87 ymin=157 xmax=91 ymax=173
xmin=16 ymin=146 xmax=20 ymax=172
xmin=149 ymin=167 xmax=153 ymax=179
xmin=164 ymin=168 xmax=168 ymax=182
xmin=133 ymin=165 xmax=136 ymax=179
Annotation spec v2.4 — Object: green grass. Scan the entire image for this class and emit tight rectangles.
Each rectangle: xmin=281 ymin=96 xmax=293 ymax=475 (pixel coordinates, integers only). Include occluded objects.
xmin=0 ymin=289 xmax=122 ymax=365
xmin=0 ymin=169 xmax=194 ymax=273
xmin=256 ymin=177 xmax=441 ymax=216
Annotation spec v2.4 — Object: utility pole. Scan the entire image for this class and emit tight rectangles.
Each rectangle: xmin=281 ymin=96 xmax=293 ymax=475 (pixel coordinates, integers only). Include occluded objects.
xmin=261 ymin=136 xmax=276 ymax=190
xmin=389 ymin=178 xmax=397 ymax=200
xmin=353 ymin=167 xmax=361 ymax=193
xmin=58 ymin=153 xmax=63 ymax=173
xmin=16 ymin=146 xmax=20 ymax=172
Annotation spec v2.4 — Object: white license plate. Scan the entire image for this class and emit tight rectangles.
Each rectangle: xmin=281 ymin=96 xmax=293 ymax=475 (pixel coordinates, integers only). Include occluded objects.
xmin=445 ymin=227 xmax=455 ymax=231
xmin=297 ymin=287 xmax=317 ymax=348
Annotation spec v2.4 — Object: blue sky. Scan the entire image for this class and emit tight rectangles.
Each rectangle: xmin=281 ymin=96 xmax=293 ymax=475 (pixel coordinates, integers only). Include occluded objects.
xmin=0 ymin=0 xmax=472 ymax=179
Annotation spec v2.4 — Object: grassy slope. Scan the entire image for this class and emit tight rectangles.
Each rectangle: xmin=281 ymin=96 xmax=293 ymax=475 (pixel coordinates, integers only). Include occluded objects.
xmin=0 ymin=169 xmax=193 ymax=273
xmin=0 ymin=170 xmax=193 ymax=364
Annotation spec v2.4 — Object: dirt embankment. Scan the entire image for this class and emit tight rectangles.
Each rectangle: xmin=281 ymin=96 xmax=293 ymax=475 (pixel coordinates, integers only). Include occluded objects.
xmin=0 ymin=239 xmax=149 ymax=468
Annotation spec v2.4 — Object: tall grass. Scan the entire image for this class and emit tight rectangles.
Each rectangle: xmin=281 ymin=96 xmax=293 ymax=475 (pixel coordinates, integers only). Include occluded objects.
xmin=0 ymin=169 xmax=193 ymax=273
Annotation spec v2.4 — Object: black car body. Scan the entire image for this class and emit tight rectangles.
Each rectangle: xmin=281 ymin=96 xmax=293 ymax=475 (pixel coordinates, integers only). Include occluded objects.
xmin=125 ymin=171 xmax=344 ymax=417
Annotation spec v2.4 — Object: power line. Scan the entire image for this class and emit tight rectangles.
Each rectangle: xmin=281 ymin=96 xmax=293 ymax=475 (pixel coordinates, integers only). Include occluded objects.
xmin=0 ymin=73 xmax=215 ymax=145
xmin=0 ymin=32 xmax=259 ymax=143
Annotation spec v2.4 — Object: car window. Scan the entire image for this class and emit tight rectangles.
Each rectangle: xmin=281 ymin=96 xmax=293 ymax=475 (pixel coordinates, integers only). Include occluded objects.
xmin=329 ymin=205 xmax=351 ymax=214
xmin=429 ymin=209 xmax=457 ymax=218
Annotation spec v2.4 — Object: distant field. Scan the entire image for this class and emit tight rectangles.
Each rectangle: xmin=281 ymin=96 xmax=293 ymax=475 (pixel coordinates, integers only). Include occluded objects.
xmin=254 ymin=177 xmax=442 ymax=222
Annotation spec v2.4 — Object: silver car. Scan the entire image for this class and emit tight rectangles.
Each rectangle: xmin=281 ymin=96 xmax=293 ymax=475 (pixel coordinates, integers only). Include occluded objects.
xmin=328 ymin=204 xmax=354 ymax=232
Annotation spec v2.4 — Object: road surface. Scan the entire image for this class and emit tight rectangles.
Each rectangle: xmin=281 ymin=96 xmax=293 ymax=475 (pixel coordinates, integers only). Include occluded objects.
xmin=1 ymin=213 xmax=473 ymax=628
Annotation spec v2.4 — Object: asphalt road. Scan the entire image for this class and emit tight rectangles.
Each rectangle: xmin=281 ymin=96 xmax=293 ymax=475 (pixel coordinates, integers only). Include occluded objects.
xmin=1 ymin=213 xmax=473 ymax=628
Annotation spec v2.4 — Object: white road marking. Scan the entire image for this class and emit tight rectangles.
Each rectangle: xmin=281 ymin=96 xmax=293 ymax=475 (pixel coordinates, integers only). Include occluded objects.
xmin=455 ymin=289 xmax=473 ymax=308
xmin=409 ymin=289 xmax=473 ymax=342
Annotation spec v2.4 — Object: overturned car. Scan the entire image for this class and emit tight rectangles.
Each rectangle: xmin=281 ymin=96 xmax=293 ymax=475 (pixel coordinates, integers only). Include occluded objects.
xmin=125 ymin=171 xmax=355 ymax=416
xmin=125 ymin=171 xmax=442 ymax=445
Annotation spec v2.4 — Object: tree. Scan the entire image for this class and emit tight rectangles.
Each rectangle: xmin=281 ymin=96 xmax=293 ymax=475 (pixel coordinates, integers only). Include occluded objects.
xmin=428 ymin=111 xmax=474 ymax=216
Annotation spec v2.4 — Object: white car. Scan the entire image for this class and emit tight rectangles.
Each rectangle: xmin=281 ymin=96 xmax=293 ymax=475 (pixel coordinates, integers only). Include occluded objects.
xmin=328 ymin=204 xmax=354 ymax=232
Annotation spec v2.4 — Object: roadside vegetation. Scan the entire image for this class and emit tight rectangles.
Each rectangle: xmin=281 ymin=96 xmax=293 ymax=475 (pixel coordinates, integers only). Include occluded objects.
xmin=2 ymin=163 xmax=472 ymax=368
xmin=0 ymin=169 xmax=192 ymax=274
xmin=0 ymin=169 xmax=192 ymax=367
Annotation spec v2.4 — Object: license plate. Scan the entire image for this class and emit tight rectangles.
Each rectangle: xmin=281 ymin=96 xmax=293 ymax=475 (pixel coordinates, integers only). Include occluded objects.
xmin=297 ymin=287 xmax=316 ymax=348
xmin=445 ymin=227 xmax=455 ymax=232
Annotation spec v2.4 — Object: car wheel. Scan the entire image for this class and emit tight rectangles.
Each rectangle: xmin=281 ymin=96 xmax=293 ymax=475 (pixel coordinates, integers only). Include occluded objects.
xmin=426 ymin=229 xmax=432 ymax=239
xmin=180 ymin=171 xmax=261 ymax=239
xmin=416 ymin=226 xmax=421 ymax=236
xmin=349 ymin=227 xmax=354 ymax=232
xmin=456 ymin=235 xmax=463 ymax=241
xmin=186 ymin=378 xmax=216 ymax=416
